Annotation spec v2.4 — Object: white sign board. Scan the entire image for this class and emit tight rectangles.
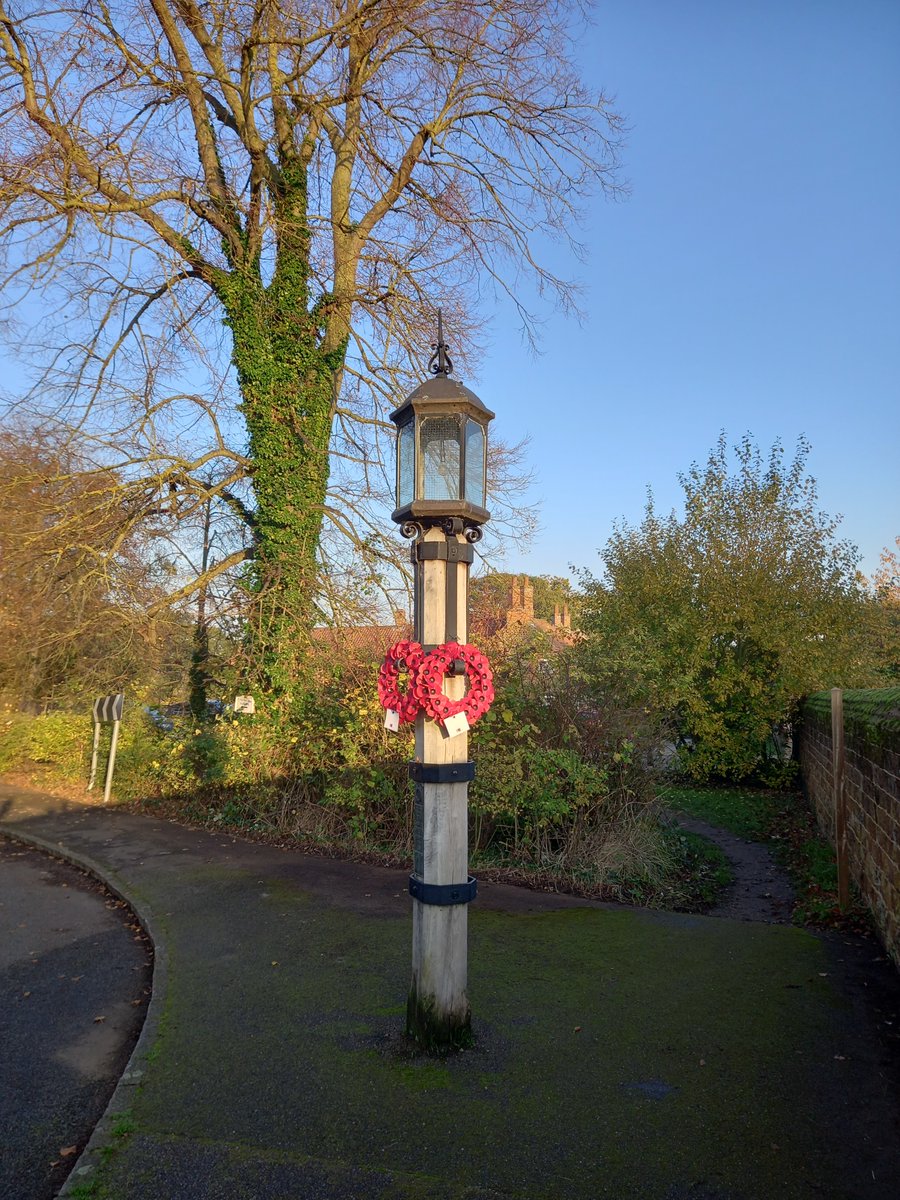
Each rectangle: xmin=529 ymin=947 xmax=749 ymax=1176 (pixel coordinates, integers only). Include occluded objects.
xmin=442 ymin=711 xmax=470 ymax=739
xmin=233 ymin=694 xmax=256 ymax=715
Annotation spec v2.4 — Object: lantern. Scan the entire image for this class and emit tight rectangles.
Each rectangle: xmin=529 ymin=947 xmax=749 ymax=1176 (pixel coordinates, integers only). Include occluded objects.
xmin=390 ymin=317 xmax=494 ymax=532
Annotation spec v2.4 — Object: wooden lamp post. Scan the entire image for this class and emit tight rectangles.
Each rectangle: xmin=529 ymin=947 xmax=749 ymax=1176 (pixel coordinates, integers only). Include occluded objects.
xmin=389 ymin=316 xmax=494 ymax=1050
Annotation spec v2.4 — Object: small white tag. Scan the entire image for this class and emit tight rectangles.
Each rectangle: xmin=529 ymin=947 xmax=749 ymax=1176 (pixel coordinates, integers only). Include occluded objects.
xmin=443 ymin=711 xmax=470 ymax=738
xmin=384 ymin=708 xmax=401 ymax=732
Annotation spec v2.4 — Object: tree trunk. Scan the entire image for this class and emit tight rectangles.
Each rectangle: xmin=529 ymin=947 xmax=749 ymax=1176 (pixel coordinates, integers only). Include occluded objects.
xmin=189 ymin=494 xmax=212 ymax=719
xmin=219 ymin=263 xmax=345 ymax=692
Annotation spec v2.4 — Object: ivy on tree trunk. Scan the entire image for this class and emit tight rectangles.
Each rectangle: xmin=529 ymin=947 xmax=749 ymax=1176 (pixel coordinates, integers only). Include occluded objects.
xmin=215 ymin=175 xmax=348 ymax=692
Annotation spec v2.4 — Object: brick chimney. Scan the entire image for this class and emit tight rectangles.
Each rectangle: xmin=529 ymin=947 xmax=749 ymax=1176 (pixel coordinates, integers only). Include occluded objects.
xmin=522 ymin=578 xmax=534 ymax=620
xmin=506 ymin=575 xmax=533 ymax=626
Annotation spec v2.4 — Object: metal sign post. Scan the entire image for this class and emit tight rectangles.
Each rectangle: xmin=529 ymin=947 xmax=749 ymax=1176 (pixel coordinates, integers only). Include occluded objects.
xmin=88 ymin=693 xmax=124 ymax=803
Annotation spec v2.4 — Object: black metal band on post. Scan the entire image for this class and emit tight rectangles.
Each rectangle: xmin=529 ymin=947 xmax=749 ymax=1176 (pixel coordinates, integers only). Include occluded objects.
xmin=408 ymin=875 xmax=478 ymax=906
xmin=409 ymin=761 xmax=476 ymax=784
xmin=414 ymin=540 xmax=475 ymax=564
xmin=420 ymin=646 xmax=466 ymax=676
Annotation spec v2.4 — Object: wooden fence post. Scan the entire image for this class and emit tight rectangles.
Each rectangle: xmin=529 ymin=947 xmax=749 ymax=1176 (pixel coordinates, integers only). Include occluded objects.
xmin=831 ymin=687 xmax=850 ymax=911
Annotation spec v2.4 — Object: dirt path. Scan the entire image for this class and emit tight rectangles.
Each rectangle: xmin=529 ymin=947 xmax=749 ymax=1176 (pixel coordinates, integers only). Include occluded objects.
xmin=675 ymin=814 xmax=795 ymax=923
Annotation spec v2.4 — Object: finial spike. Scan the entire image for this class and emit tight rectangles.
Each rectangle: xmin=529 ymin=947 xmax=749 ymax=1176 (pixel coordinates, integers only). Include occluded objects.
xmin=428 ymin=307 xmax=453 ymax=377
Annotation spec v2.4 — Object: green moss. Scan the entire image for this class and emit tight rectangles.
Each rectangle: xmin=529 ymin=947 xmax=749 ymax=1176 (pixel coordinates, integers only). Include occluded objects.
xmin=111 ymin=1114 xmax=136 ymax=1138
xmin=406 ymin=986 xmax=473 ymax=1053
xmin=68 ymin=1182 xmax=100 ymax=1199
xmin=86 ymin=863 xmax=861 ymax=1200
xmin=396 ymin=1061 xmax=453 ymax=1090
xmin=803 ymin=686 xmax=900 ymax=750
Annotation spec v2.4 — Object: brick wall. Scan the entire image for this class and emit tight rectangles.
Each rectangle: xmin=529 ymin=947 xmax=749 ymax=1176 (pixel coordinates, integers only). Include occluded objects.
xmin=797 ymin=690 xmax=900 ymax=968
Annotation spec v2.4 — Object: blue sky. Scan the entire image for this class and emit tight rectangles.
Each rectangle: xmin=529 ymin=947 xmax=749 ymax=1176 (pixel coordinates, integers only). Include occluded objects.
xmin=3 ymin=1 xmax=895 ymax=588
xmin=474 ymin=0 xmax=900 ymax=582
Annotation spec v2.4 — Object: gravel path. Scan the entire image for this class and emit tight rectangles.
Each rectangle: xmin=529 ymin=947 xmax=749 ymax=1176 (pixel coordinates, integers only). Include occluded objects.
xmin=675 ymin=814 xmax=796 ymax=923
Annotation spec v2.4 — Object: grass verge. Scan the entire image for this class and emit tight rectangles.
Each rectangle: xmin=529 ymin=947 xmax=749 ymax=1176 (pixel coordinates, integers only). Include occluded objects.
xmin=468 ymin=823 xmax=733 ymax=913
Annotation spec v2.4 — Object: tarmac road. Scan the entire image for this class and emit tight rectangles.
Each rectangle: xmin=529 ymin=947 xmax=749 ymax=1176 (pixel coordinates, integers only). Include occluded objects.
xmin=0 ymin=837 xmax=152 ymax=1200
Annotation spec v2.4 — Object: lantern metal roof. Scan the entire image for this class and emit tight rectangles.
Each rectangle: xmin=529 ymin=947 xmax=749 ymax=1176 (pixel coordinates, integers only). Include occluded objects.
xmin=389 ymin=373 xmax=494 ymax=426
xmin=389 ymin=315 xmax=494 ymax=426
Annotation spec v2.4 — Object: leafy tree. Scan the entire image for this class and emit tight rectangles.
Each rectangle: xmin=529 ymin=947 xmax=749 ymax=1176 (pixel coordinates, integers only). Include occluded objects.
xmin=870 ymin=538 xmax=900 ymax=606
xmin=862 ymin=537 xmax=900 ymax=679
xmin=578 ymin=434 xmax=885 ymax=780
xmin=0 ymin=0 xmax=623 ymax=691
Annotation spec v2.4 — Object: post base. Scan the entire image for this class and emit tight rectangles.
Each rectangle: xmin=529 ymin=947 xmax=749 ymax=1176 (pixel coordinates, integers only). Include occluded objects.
xmin=406 ymin=985 xmax=472 ymax=1053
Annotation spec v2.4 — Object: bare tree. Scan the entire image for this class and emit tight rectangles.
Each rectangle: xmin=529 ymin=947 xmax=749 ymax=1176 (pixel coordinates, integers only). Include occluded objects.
xmin=0 ymin=0 xmax=624 ymax=689
xmin=0 ymin=424 xmax=192 ymax=708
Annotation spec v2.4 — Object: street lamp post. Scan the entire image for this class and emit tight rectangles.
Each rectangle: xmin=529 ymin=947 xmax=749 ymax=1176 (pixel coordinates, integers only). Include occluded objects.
xmin=389 ymin=316 xmax=494 ymax=1050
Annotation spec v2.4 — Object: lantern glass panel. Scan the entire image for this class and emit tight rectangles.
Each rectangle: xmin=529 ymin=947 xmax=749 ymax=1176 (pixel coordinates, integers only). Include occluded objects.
xmin=420 ymin=415 xmax=461 ymax=501
xmin=397 ymin=419 xmax=415 ymax=508
xmin=464 ymin=419 xmax=486 ymax=507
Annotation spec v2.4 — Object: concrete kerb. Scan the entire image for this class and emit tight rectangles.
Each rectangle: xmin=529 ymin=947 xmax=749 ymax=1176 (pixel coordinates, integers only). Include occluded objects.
xmin=0 ymin=824 xmax=167 ymax=1197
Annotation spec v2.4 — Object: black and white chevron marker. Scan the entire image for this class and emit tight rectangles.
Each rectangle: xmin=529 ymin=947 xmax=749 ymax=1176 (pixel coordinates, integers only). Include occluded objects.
xmin=92 ymin=693 xmax=124 ymax=723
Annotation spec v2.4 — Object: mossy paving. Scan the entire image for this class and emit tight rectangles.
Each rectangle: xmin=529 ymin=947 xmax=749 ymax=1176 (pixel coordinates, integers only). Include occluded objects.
xmin=83 ymin=860 xmax=892 ymax=1200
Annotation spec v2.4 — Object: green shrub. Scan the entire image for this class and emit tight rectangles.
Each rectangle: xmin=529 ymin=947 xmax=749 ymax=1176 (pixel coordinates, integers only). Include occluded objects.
xmin=0 ymin=709 xmax=88 ymax=780
xmin=469 ymin=648 xmax=664 ymax=879
xmin=0 ymin=710 xmax=32 ymax=773
xmin=0 ymin=648 xmax=669 ymax=896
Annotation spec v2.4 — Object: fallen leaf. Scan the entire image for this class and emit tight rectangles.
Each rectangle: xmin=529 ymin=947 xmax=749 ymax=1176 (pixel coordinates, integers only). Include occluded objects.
xmin=59 ymin=1146 xmax=77 ymax=1157
xmin=22 ymin=991 xmax=31 ymax=998
xmin=271 ymin=961 xmax=279 ymax=967
xmin=93 ymin=1015 xmax=106 ymax=1024
xmin=573 ymin=1026 xmax=582 ymax=1033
